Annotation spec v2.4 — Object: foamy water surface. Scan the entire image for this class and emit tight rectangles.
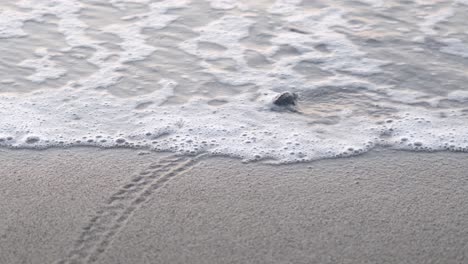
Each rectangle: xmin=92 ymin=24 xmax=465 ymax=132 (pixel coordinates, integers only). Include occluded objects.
xmin=1 ymin=0 xmax=468 ymax=163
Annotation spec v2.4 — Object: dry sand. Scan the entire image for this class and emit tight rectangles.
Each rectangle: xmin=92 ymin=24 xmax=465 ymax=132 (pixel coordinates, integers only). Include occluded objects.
xmin=1 ymin=148 xmax=468 ymax=264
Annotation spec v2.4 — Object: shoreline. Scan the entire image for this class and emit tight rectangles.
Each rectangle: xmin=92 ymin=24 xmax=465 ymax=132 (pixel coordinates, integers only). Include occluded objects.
xmin=2 ymin=145 xmax=468 ymax=164
xmin=1 ymin=148 xmax=468 ymax=263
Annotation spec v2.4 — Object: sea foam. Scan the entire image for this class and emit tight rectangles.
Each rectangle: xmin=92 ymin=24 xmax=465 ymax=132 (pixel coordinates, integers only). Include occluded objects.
xmin=0 ymin=0 xmax=468 ymax=163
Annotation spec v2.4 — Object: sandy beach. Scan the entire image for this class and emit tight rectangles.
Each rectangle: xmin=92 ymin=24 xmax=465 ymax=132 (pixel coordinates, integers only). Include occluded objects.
xmin=2 ymin=0 xmax=468 ymax=263
xmin=1 ymin=148 xmax=468 ymax=264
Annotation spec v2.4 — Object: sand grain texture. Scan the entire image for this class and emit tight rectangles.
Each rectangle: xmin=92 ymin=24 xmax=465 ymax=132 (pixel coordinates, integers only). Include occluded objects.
xmin=1 ymin=148 xmax=468 ymax=264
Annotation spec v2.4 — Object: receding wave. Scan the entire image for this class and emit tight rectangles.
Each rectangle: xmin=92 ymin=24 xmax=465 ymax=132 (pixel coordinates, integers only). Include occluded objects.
xmin=1 ymin=0 xmax=468 ymax=163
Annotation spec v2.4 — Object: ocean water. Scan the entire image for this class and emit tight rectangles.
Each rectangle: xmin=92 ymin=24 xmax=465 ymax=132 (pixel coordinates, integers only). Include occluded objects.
xmin=0 ymin=0 xmax=468 ymax=163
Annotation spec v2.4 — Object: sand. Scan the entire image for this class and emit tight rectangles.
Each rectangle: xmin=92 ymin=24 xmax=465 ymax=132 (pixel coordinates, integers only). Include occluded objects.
xmin=1 ymin=148 xmax=468 ymax=264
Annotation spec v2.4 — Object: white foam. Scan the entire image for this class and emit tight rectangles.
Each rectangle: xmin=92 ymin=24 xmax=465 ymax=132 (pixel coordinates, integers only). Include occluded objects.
xmin=1 ymin=0 xmax=468 ymax=163
xmin=2 ymin=82 xmax=468 ymax=163
xmin=207 ymin=0 xmax=242 ymax=10
xmin=109 ymin=0 xmax=151 ymax=9
xmin=18 ymin=48 xmax=67 ymax=83
xmin=268 ymin=0 xmax=302 ymax=15
xmin=0 ymin=9 xmax=33 ymax=38
xmin=447 ymin=90 xmax=468 ymax=102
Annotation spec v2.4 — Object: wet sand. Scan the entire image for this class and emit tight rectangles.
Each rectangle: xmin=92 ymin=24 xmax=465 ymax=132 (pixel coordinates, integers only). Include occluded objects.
xmin=1 ymin=148 xmax=468 ymax=263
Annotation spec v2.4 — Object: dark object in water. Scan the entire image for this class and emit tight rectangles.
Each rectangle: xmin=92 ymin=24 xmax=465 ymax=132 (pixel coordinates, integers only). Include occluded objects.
xmin=288 ymin=27 xmax=308 ymax=34
xmin=273 ymin=92 xmax=298 ymax=107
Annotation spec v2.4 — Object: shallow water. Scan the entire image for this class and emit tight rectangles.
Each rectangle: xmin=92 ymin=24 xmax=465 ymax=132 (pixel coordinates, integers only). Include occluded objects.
xmin=0 ymin=0 xmax=468 ymax=163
